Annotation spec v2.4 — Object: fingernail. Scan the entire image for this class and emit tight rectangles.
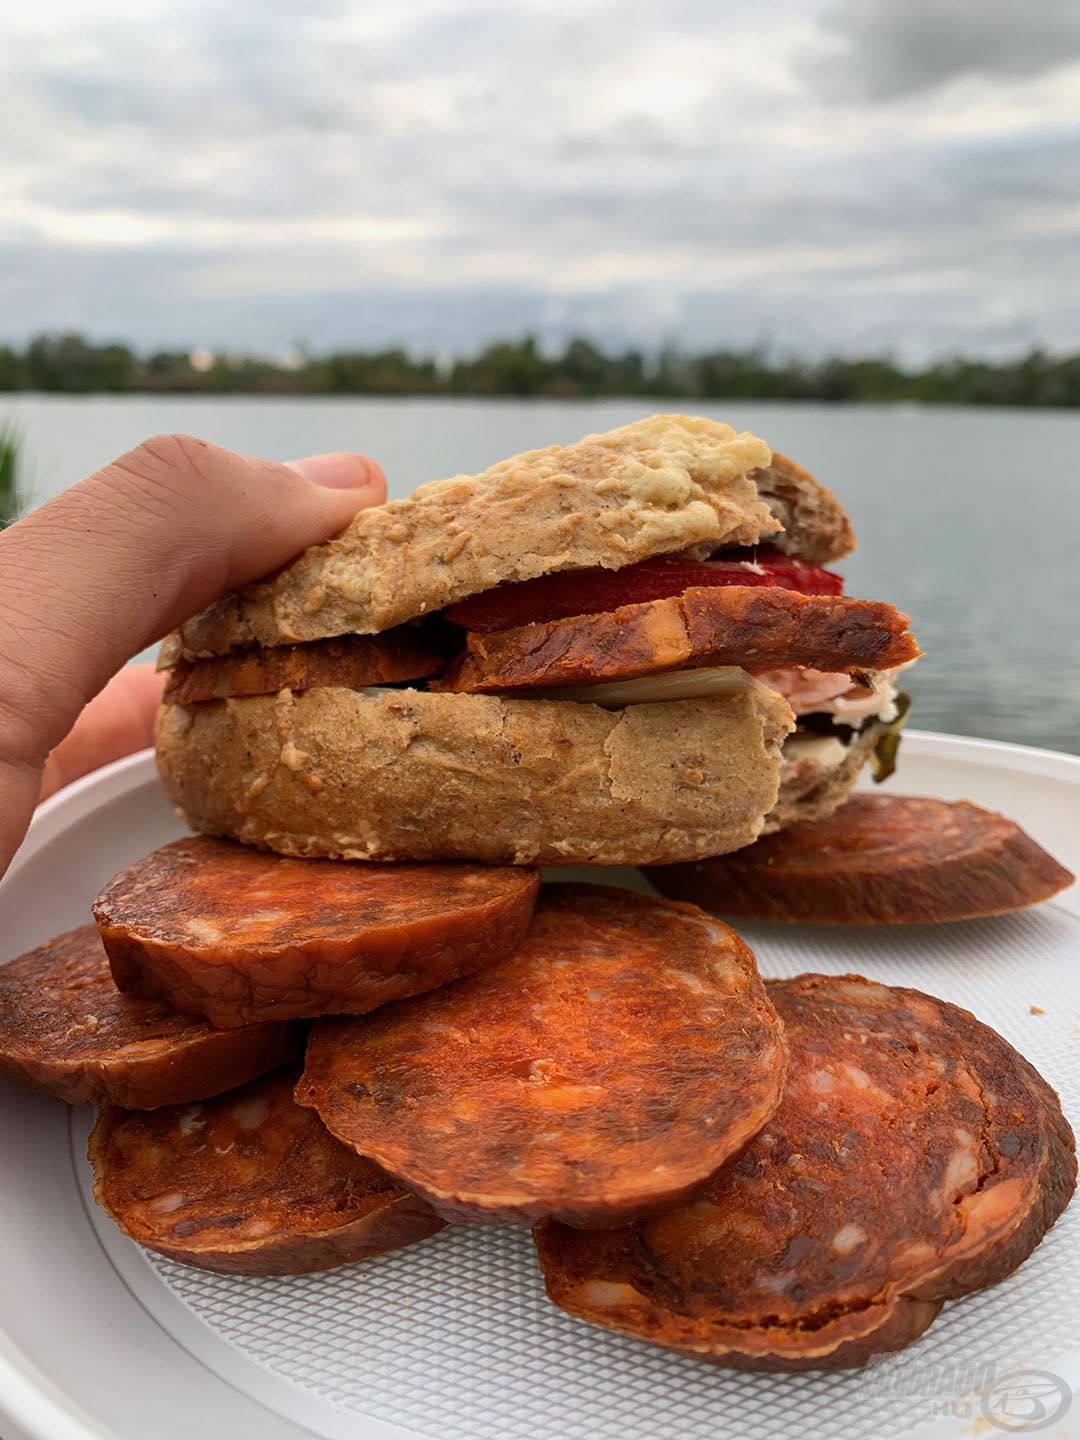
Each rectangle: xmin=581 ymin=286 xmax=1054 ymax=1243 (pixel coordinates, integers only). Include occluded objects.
xmin=288 ymin=452 xmax=382 ymax=489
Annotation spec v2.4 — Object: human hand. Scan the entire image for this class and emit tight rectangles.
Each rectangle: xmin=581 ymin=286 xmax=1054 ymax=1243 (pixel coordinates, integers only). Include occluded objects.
xmin=0 ymin=435 xmax=385 ymax=879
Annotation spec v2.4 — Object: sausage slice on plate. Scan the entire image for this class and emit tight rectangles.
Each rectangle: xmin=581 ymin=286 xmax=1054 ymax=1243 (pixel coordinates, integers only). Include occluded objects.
xmin=0 ymin=926 xmax=299 ymax=1108
xmin=647 ymin=794 xmax=1074 ymax=924
xmin=536 ymin=973 xmax=1077 ymax=1369
xmin=296 ymin=885 xmax=786 ymax=1227
xmin=89 ymin=1068 xmax=445 ymax=1275
xmin=94 ymin=837 xmax=540 ymax=1027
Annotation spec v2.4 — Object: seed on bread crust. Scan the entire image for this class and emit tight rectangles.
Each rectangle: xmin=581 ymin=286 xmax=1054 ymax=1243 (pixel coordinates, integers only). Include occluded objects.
xmin=163 ymin=415 xmax=781 ymax=661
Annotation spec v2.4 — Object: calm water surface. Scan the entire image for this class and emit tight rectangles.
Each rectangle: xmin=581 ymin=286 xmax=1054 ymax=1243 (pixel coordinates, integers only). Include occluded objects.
xmin=4 ymin=394 xmax=1078 ymax=755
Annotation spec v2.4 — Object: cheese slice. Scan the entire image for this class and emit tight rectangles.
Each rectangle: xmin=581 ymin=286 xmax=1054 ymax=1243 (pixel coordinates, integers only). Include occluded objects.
xmin=781 ymin=734 xmax=848 ymax=769
xmin=530 ymin=666 xmax=776 ymax=709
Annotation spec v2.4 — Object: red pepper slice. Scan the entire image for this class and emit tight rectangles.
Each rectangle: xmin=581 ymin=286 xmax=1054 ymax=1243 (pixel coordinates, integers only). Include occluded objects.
xmin=445 ymin=546 xmax=844 ymax=633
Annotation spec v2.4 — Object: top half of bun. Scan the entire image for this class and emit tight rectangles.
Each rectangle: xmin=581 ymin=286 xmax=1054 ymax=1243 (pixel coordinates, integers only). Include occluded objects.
xmin=162 ymin=415 xmax=854 ymax=663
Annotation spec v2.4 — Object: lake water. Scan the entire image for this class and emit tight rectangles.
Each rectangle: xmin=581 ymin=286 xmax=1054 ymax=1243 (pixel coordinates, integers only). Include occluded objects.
xmin=3 ymin=393 xmax=1079 ymax=756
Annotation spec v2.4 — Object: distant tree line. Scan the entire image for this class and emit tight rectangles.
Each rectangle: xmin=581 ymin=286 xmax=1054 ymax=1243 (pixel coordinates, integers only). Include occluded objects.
xmin=3 ymin=331 xmax=1080 ymax=406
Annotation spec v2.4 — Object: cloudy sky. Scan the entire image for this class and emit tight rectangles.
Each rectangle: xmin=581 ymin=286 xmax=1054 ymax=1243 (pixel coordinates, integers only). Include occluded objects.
xmin=3 ymin=0 xmax=1079 ymax=361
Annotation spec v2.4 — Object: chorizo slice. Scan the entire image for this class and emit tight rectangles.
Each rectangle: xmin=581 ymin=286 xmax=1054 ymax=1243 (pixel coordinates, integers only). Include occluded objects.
xmin=536 ymin=973 xmax=1077 ymax=1370
xmin=89 ymin=1068 xmax=445 ymax=1274
xmin=296 ymin=885 xmax=787 ymax=1228
xmin=95 ymin=838 xmax=540 ymax=1028
xmin=0 ymin=926 xmax=299 ymax=1109
xmin=647 ymin=794 xmax=1074 ymax=924
xmin=434 ymin=587 xmax=919 ymax=693
xmin=162 ymin=630 xmax=443 ymax=705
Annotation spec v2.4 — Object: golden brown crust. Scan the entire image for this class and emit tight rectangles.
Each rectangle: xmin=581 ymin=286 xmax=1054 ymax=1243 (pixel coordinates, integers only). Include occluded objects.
xmin=754 ymin=452 xmax=855 ymax=565
xmin=154 ymin=685 xmax=794 ymax=866
xmin=0 ymin=925 xmax=300 ymax=1109
xmin=162 ymin=631 xmax=442 ymax=704
xmin=297 ymin=886 xmax=786 ymax=1227
xmin=163 ymin=416 xmax=777 ymax=661
xmin=94 ymin=837 xmax=539 ymax=1027
xmin=435 ymin=588 xmax=920 ymax=694
xmin=648 ymin=795 xmax=1075 ymax=923
xmin=535 ymin=973 xmax=1077 ymax=1369
xmin=89 ymin=1069 xmax=445 ymax=1275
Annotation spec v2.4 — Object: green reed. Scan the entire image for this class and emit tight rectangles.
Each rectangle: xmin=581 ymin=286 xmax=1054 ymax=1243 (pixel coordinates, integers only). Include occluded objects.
xmin=0 ymin=423 xmax=20 ymax=527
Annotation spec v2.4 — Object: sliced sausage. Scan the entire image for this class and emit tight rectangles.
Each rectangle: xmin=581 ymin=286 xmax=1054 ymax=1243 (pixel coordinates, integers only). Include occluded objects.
xmin=95 ymin=837 xmax=540 ymax=1027
xmin=89 ymin=1068 xmax=445 ymax=1274
xmin=647 ymin=794 xmax=1074 ymax=924
xmin=0 ymin=926 xmax=299 ymax=1108
xmin=296 ymin=885 xmax=786 ymax=1227
xmin=536 ymin=973 xmax=1077 ymax=1369
xmin=163 ymin=629 xmax=443 ymax=706
xmin=435 ymin=586 xmax=919 ymax=693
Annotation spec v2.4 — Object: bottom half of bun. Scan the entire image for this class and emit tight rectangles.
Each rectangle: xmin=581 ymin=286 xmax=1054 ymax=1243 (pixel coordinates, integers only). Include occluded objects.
xmin=155 ymin=684 xmax=794 ymax=866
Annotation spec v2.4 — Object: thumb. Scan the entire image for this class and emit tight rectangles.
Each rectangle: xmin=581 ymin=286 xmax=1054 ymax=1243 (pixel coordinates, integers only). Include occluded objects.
xmin=0 ymin=432 xmax=385 ymax=875
xmin=285 ymin=451 xmax=382 ymax=489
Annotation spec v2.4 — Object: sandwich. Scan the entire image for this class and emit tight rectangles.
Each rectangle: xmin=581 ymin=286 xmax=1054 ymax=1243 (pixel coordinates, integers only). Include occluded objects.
xmin=155 ymin=415 xmax=919 ymax=866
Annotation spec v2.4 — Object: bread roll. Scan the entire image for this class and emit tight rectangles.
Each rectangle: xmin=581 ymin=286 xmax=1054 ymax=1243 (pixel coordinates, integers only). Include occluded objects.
xmin=156 ymin=684 xmax=794 ymax=866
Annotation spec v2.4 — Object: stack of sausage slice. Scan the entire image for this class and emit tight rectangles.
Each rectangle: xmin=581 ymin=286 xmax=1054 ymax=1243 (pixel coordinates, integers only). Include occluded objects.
xmin=3 ymin=839 xmax=539 ymax=1273
xmin=536 ymin=973 xmax=1076 ymax=1368
xmin=0 ymin=840 xmax=1075 ymax=1369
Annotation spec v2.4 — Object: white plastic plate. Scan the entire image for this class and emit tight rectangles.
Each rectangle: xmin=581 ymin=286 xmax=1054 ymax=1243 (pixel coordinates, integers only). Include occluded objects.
xmin=1 ymin=732 xmax=1078 ymax=1440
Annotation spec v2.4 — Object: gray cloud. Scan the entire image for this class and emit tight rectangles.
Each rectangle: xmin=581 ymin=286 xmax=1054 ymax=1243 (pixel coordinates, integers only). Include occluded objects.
xmin=1 ymin=0 xmax=1079 ymax=362
xmin=4 ymin=216 xmax=1078 ymax=367
xmin=15 ymin=4 xmax=380 ymax=140
xmin=810 ymin=0 xmax=1080 ymax=101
